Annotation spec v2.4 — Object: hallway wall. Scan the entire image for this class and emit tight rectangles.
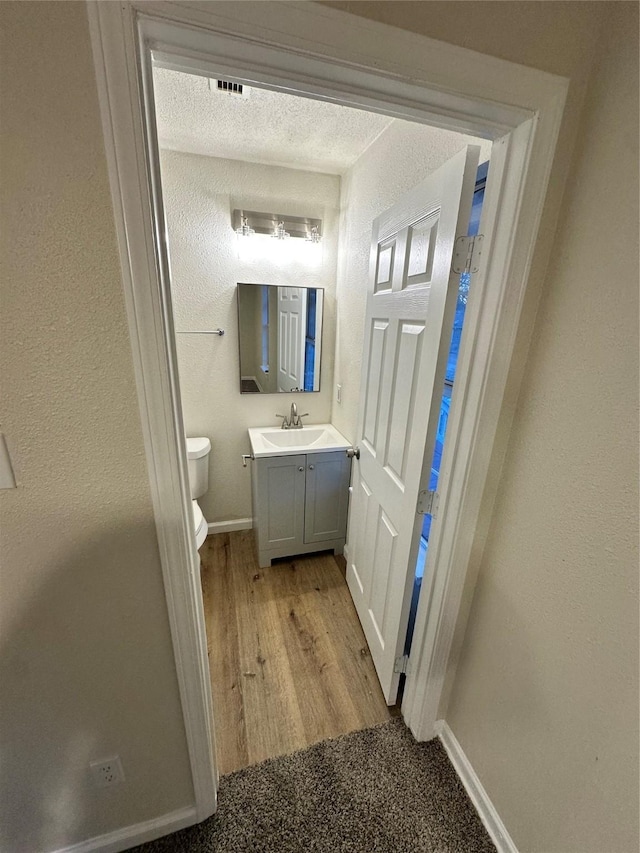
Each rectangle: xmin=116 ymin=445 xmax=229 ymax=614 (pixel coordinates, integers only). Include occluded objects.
xmin=0 ymin=4 xmax=194 ymax=851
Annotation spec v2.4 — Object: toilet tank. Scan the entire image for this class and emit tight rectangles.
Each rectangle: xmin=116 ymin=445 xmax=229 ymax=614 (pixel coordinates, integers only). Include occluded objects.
xmin=186 ymin=437 xmax=211 ymax=499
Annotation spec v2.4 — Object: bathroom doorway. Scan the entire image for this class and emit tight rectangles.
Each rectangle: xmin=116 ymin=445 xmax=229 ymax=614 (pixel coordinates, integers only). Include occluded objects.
xmin=150 ymin=65 xmax=489 ymax=771
xmin=90 ymin=0 xmax=566 ymax=819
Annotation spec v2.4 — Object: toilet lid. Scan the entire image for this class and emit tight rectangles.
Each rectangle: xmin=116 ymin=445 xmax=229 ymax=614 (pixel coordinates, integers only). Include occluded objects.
xmin=186 ymin=437 xmax=211 ymax=459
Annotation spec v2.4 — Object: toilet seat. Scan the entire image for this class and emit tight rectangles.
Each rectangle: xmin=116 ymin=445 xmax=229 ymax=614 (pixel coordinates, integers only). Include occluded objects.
xmin=192 ymin=499 xmax=208 ymax=549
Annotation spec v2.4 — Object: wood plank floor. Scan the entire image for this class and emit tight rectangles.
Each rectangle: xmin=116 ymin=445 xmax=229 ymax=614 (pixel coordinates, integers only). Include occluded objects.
xmin=200 ymin=530 xmax=393 ymax=776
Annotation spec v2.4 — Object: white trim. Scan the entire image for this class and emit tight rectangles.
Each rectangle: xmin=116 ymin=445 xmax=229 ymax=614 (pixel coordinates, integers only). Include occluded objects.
xmin=208 ymin=517 xmax=253 ymax=534
xmin=86 ymin=0 xmax=217 ymax=823
xmin=437 ymin=721 xmax=519 ymax=853
xmin=51 ymin=807 xmax=197 ymax=853
xmin=142 ymin=1 xmax=552 ymax=134
xmin=86 ymin=1 xmax=568 ymax=842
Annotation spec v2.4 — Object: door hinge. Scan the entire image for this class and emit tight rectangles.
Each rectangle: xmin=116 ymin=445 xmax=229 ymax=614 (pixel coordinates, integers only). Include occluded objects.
xmin=417 ymin=489 xmax=439 ymax=517
xmin=452 ymin=234 xmax=484 ymax=274
xmin=394 ymin=654 xmax=409 ymax=675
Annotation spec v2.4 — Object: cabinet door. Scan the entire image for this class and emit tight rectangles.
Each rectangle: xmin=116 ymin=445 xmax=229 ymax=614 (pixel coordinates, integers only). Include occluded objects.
xmin=304 ymin=452 xmax=351 ymax=544
xmin=256 ymin=454 xmax=306 ymax=551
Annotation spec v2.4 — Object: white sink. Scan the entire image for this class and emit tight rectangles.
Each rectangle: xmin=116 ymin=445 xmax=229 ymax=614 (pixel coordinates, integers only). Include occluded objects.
xmin=248 ymin=423 xmax=351 ymax=458
xmin=262 ymin=428 xmax=325 ymax=448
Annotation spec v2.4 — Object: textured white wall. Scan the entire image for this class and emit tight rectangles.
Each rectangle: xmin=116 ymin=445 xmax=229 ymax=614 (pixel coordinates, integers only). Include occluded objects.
xmin=0 ymin=4 xmax=194 ymax=851
xmin=442 ymin=6 xmax=639 ymax=852
xmin=159 ymin=150 xmax=340 ymax=522
xmin=331 ymin=122 xmax=490 ymax=441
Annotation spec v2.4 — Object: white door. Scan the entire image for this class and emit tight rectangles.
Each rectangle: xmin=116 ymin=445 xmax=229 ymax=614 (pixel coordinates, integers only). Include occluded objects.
xmin=346 ymin=146 xmax=479 ymax=703
xmin=277 ymin=286 xmax=307 ymax=392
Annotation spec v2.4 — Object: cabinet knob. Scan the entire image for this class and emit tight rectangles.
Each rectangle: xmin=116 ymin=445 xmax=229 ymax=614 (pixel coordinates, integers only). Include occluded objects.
xmin=298 ymin=466 xmax=304 ymax=472
xmin=308 ymin=465 xmax=315 ymax=470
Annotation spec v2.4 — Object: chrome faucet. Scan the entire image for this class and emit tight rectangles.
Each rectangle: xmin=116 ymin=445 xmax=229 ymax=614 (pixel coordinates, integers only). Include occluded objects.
xmin=290 ymin=401 xmax=309 ymax=429
xmin=275 ymin=401 xmax=309 ymax=429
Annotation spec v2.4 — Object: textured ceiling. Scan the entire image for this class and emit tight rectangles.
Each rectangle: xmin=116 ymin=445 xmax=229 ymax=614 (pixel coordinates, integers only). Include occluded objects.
xmin=152 ymin=67 xmax=394 ymax=175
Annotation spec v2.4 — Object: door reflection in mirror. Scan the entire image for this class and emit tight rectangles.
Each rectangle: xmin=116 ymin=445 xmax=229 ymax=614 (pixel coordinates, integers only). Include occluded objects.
xmin=237 ymin=283 xmax=323 ymax=393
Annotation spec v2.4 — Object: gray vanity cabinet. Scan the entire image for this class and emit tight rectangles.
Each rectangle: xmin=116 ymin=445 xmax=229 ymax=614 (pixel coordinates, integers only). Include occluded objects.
xmin=255 ymin=454 xmax=306 ymax=555
xmin=304 ymin=452 xmax=351 ymax=544
xmin=252 ymin=451 xmax=351 ymax=568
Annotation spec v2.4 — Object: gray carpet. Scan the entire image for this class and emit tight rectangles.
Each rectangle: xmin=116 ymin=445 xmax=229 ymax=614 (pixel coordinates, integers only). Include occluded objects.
xmin=130 ymin=719 xmax=495 ymax=852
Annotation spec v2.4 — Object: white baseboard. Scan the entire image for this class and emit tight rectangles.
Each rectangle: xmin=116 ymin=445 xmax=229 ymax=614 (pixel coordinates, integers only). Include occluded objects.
xmin=436 ymin=721 xmax=518 ymax=853
xmin=208 ymin=517 xmax=253 ymax=534
xmin=51 ymin=805 xmax=197 ymax=853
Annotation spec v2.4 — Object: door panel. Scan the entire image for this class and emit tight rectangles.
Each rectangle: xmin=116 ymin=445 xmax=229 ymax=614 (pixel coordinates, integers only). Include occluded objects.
xmin=368 ymin=509 xmax=398 ymax=646
xmin=385 ymin=321 xmax=425 ymax=485
xmin=362 ymin=319 xmax=389 ymax=454
xmin=375 ymin=240 xmax=395 ymax=292
xmin=349 ymin=475 xmax=372 ymax=595
xmin=277 ymin=287 xmax=307 ymax=391
xmin=346 ymin=146 xmax=480 ymax=703
xmin=406 ymin=213 xmax=439 ymax=286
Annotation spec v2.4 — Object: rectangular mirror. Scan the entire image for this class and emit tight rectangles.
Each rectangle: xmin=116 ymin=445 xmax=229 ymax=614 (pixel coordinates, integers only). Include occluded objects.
xmin=237 ymin=284 xmax=324 ymax=393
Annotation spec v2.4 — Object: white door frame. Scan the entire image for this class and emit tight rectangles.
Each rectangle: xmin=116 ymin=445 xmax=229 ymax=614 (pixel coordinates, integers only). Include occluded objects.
xmin=87 ymin=0 xmax=568 ymax=821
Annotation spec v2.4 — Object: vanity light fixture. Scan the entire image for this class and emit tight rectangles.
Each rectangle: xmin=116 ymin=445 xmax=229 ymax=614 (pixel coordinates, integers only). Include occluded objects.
xmin=272 ymin=220 xmax=290 ymax=240
xmin=232 ymin=209 xmax=322 ymax=243
xmin=235 ymin=215 xmax=255 ymax=237
xmin=306 ymin=225 xmax=321 ymax=244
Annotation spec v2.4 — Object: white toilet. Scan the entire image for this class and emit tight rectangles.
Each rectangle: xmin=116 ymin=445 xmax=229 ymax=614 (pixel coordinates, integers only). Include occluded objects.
xmin=186 ymin=436 xmax=211 ymax=549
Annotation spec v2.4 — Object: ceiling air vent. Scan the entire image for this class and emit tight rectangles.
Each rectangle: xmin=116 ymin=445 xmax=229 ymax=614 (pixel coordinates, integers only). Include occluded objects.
xmin=212 ymin=78 xmax=249 ymax=97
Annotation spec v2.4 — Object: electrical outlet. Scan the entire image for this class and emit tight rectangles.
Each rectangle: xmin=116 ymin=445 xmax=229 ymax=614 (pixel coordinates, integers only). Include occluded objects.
xmin=336 ymin=384 xmax=342 ymax=404
xmin=90 ymin=756 xmax=125 ymax=789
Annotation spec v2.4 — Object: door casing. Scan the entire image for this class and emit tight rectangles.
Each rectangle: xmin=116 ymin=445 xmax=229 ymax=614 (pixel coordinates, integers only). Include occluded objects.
xmin=87 ymin=0 xmax=568 ymax=824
